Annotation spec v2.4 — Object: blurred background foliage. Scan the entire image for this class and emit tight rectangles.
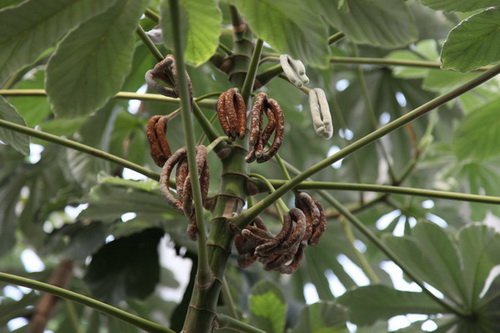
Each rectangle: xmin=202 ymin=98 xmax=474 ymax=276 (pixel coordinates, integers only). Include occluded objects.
xmin=0 ymin=0 xmax=499 ymax=332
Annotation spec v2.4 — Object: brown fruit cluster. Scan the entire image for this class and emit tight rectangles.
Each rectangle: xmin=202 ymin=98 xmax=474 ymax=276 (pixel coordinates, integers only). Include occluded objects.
xmin=146 ymin=113 xmax=209 ymax=240
xmin=145 ymin=54 xmax=193 ymax=99
xmin=159 ymin=146 xmax=210 ymax=240
xmin=245 ymin=92 xmax=285 ymax=163
xmin=146 ymin=115 xmax=172 ymax=167
xmin=216 ymin=88 xmax=247 ymax=141
xmin=215 ymin=90 xmax=285 ymax=163
xmin=231 ymin=192 xmax=326 ymax=274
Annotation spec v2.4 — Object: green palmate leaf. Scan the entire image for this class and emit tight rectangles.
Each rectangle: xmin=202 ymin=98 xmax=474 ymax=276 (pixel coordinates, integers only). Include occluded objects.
xmin=46 ymin=0 xmax=150 ymax=118
xmin=458 ymin=224 xmax=500 ymax=309
xmin=249 ymin=280 xmax=287 ymax=333
xmin=441 ymin=7 xmax=500 ymax=72
xmin=313 ymin=0 xmax=418 ymax=48
xmin=0 ymin=0 xmax=116 ymax=84
xmin=383 ymin=222 xmax=466 ymax=304
xmin=337 ymin=285 xmax=444 ymax=326
xmin=0 ymin=169 xmax=24 ymax=257
xmin=84 ymin=228 xmax=164 ymax=304
xmin=419 ymin=0 xmax=499 ymax=13
xmin=160 ymin=0 xmax=222 ymax=66
xmin=229 ymin=0 xmax=329 ymax=67
xmin=456 ymin=161 xmax=500 ymax=221
xmin=422 ymin=70 xmax=480 ymax=91
xmin=453 ymin=97 xmax=500 ymax=161
xmin=291 ymin=302 xmax=349 ymax=333
xmin=0 ymin=96 xmax=30 ymax=155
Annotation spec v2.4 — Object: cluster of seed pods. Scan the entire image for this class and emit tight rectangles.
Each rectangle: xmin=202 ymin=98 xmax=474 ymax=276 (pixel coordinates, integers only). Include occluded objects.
xmin=231 ymin=192 xmax=326 ymax=274
xmin=146 ymin=114 xmax=209 ymax=240
xmin=216 ymin=89 xmax=285 ymax=163
xmin=145 ymin=55 xmax=329 ymax=274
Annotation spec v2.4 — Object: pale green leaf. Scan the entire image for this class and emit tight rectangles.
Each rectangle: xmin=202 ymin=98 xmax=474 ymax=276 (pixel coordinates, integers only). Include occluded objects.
xmin=46 ymin=0 xmax=150 ymax=118
xmin=441 ymin=7 xmax=500 ymax=72
xmin=229 ymin=0 xmax=329 ymax=67
xmin=313 ymin=0 xmax=418 ymax=48
xmin=422 ymin=70 xmax=480 ymax=91
xmin=0 ymin=96 xmax=30 ymax=155
xmin=0 ymin=171 xmax=24 ymax=256
xmin=453 ymin=98 xmax=500 ymax=161
xmin=291 ymin=302 xmax=349 ymax=333
xmin=419 ymin=0 xmax=499 ymax=12
xmin=384 ymin=222 xmax=466 ymax=305
xmin=337 ymin=285 xmax=443 ymax=326
xmin=456 ymin=161 xmax=500 ymax=221
xmin=0 ymin=0 xmax=116 ymax=84
xmin=458 ymin=224 xmax=500 ymax=309
xmin=249 ymin=280 xmax=287 ymax=333
xmin=160 ymin=0 xmax=222 ymax=66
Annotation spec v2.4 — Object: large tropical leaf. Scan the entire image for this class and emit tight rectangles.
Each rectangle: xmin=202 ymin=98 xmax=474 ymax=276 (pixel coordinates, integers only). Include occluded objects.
xmin=46 ymin=0 xmax=151 ymax=118
xmin=453 ymin=97 xmax=500 ymax=161
xmin=313 ymin=0 xmax=418 ymax=48
xmin=337 ymin=285 xmax=443 ymax=326
xmin=0 ymin=0 xmax=116 ymax=84
xmin=419 ymin=0 xmax=499 ymax=12
xmin=441 ymin=7 xmax=500 ymax=72
xmin=229 ymin=0 xmax=330 ymax=67
xmin=0 ymin=96 xmax=30 ymax=155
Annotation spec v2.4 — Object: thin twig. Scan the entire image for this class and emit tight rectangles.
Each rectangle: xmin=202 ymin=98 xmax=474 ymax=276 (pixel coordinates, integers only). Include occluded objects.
xmin=0 ymin=272 xmax=173 ymax=333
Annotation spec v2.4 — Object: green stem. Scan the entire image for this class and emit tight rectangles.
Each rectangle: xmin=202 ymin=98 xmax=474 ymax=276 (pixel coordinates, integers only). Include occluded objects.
xmin=250 ymin=173 xmax=288 ymax=217
xmin=216 ymin=314 xmax=266 ymax=333
xmin=234 ymin=64 xmax=500 ymax=225
xmin=274 ymin=153 xmax=292 ymax=181
xmin=330 ymin=56 xmax=492 ymax=71
xmin=145 ymin=8 xmax=160 ymax=23
xmin=241 ymin=38 xmax=264 ymax=102
xmin=136 ymin=25 xmax=164 ymax=62
xmin=206 ymin=136 xmax=229 ymax=153
xmin=339 ymin=217 xmax=380 ymax=284
xmin=192 ymin=102 xmax=222 ymax=144
xmin=0 ymin=118 xmax=160 ymax=181
xmin=328 ymin=32 xmax=345 ymax=45
xmin=0 ymin=89 xmax=217 ymax=109
xmin=0 ymin=272 xmax=173 ymax=333
xmin=265 ymin=180 xmax=500 ymax=205
xmin=168 ymin=0 xmax=212 ymax=288
xmin=255 ymin=64 xmax=283 ymax=87
xmin=221 ymin=276 xmax=239 ymax=319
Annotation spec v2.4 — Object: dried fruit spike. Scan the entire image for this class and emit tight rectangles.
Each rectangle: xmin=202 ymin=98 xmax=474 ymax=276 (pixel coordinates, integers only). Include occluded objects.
xmin=216 ymin=88 xmax=247 ymax=141
xmin=256 ymin=98 xmax=284 ymax=163
xmin=308 ymin=88 xmax=333 ymax=140
xmin=245 ymin=93 xmax=285 ymax=163
xmin=146 ymin=115 xmax=172 ymax=167
xmin=145 ymin=54 xmax=193 ymax=99
xmin=279 ymin=54 xmax=309 ymax=87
